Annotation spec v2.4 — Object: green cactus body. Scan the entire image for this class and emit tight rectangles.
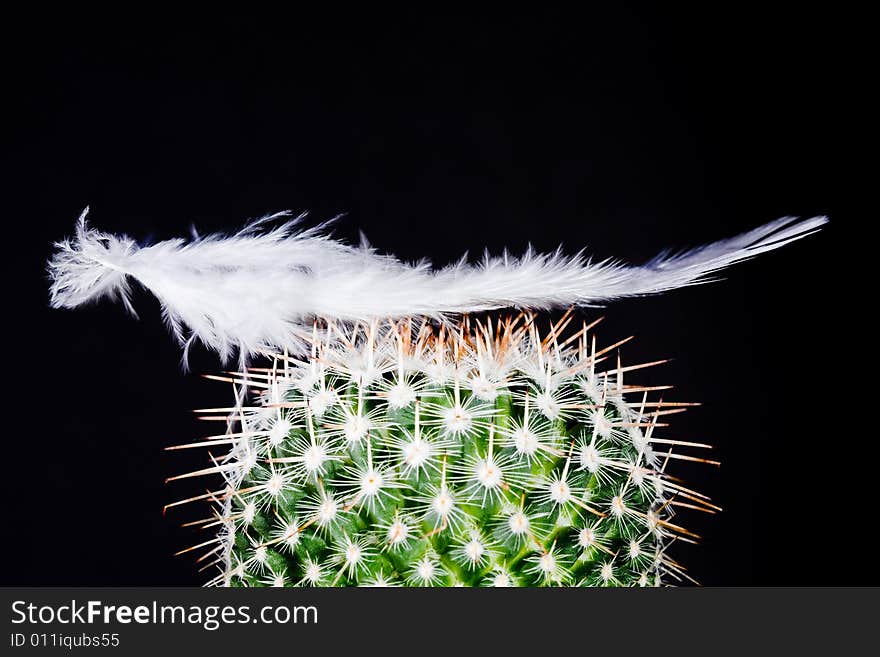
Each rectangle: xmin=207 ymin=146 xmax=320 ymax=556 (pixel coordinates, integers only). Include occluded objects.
xmin=173 ymin=313 xmax=713 ymax=587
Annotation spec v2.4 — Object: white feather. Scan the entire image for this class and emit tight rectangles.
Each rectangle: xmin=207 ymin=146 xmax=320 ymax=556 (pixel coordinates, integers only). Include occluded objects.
xmin=48 ymin=208 xmax=826 ymax=362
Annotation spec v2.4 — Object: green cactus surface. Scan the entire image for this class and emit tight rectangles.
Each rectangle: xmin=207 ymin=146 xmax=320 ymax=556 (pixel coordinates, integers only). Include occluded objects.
xmin=171 ymin=313 xmax=714 ymax=586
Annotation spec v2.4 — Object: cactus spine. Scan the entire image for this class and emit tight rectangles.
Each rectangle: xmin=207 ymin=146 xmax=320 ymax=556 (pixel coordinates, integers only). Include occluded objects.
xmin=168 ymin=312 xmax=716 ymax=587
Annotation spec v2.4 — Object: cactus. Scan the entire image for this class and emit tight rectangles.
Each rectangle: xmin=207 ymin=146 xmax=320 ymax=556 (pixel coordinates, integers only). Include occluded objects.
xmin=169 ymin=312 xmax=715 ymax=587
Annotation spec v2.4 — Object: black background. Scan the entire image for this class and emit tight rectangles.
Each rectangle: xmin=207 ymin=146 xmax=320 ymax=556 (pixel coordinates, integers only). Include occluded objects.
xmin=2 ymin=7 xmax=866 ymax=585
